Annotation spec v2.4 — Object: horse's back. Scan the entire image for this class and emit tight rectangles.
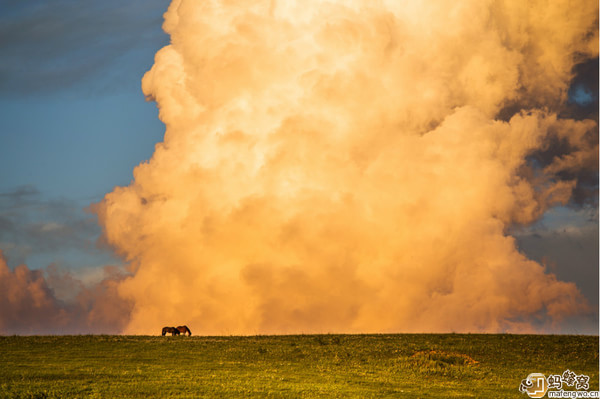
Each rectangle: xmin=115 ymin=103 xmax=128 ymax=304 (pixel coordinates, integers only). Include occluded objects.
xmin=176 ymin=325 xmax=191 ymax=336
xmin=162 ymin=326 xmax=179 ymax=336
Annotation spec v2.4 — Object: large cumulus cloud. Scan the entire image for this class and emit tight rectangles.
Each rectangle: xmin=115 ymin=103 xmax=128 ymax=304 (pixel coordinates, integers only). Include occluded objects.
xmin=95 ymin=0 xmax=598 ymax=334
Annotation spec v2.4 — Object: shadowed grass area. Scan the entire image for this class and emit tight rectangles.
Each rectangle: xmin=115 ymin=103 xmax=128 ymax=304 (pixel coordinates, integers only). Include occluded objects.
xmin=0 ymin=334 xmax=597 ymax=398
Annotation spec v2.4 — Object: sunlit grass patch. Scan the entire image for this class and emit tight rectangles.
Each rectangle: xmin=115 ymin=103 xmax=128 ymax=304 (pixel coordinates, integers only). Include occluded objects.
xmin=0 ymin=334 xmax=597 ymax=398
xmin=412 ymin=349 xmax=479 ymax=366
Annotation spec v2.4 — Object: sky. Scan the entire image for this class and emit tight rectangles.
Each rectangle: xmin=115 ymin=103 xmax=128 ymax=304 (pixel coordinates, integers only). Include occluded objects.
xmin=0 ymin=0 xmax=169 ymax=271
xmin=0 ymin=0 xmax=598 ymax=335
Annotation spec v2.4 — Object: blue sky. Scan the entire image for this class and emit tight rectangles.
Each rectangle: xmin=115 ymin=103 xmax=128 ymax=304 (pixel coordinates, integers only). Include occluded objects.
xmin=0 ymin=0 xmax=597 ymax=333
xmin=0 ymin=0 xmax=169 ymax=273
xmin=0 ymin=0 xmax=169 ymax=199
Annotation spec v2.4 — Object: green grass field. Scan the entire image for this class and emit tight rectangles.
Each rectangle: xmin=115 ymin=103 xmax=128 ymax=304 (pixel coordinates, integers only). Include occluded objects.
xmin=0 ymin=334 xmax=597 ymax=398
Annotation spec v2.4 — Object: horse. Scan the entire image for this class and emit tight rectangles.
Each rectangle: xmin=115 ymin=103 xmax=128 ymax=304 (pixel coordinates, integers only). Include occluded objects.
xmin=162 ymin=326 xmax=180 ymax=336
xmin=176 ymin=325 xmax=192 ymax=336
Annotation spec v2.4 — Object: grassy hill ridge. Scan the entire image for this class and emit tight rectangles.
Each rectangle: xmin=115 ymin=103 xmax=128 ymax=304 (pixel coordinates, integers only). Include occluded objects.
xmin=0 ymin=334 xmax=597 ymax=398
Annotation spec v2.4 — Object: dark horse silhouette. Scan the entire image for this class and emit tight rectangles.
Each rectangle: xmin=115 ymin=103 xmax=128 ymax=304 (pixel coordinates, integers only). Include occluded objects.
xmin=162 ymin=326 xmax=180 ymax=336
xmin=176 ymin=325 xmax=192 ymax=336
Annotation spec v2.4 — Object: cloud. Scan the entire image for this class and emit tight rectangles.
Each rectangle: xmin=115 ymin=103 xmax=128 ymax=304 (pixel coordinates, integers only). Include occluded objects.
xmin=93 ymin=0 xmax=598 ymax=335
xmin=0 ymin=0 xmax=169 ymax=95
xmin=565 ymin=58 xmax=599 ymax=120
xmin=0 ymin=186 xmax=112 ymax=269
xmin=0 ymin=186 xmax=134 ymax=334
xmin=514 ymin=223 xmax=599 ymax=334
xmin=0 ymin=250 xmax=132 ymax=335
xmin=514 ymin=207 xmax=599 ymax=309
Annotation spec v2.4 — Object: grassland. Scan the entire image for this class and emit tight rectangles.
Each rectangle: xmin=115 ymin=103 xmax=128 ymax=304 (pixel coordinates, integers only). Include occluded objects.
xmin=0 ymin=334 xmax=597 ymax=398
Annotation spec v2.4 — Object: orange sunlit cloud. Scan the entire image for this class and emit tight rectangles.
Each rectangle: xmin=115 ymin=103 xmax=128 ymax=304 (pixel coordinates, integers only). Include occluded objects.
xmin=0 ymin=251 xmax=130 ymax=334
xmin=94 ymin=0 xmax=598 ymax=335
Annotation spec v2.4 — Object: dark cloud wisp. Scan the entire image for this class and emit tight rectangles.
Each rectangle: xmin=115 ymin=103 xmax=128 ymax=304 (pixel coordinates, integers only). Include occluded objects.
xmin=0 ymin=0 xmax=170 ymax=95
